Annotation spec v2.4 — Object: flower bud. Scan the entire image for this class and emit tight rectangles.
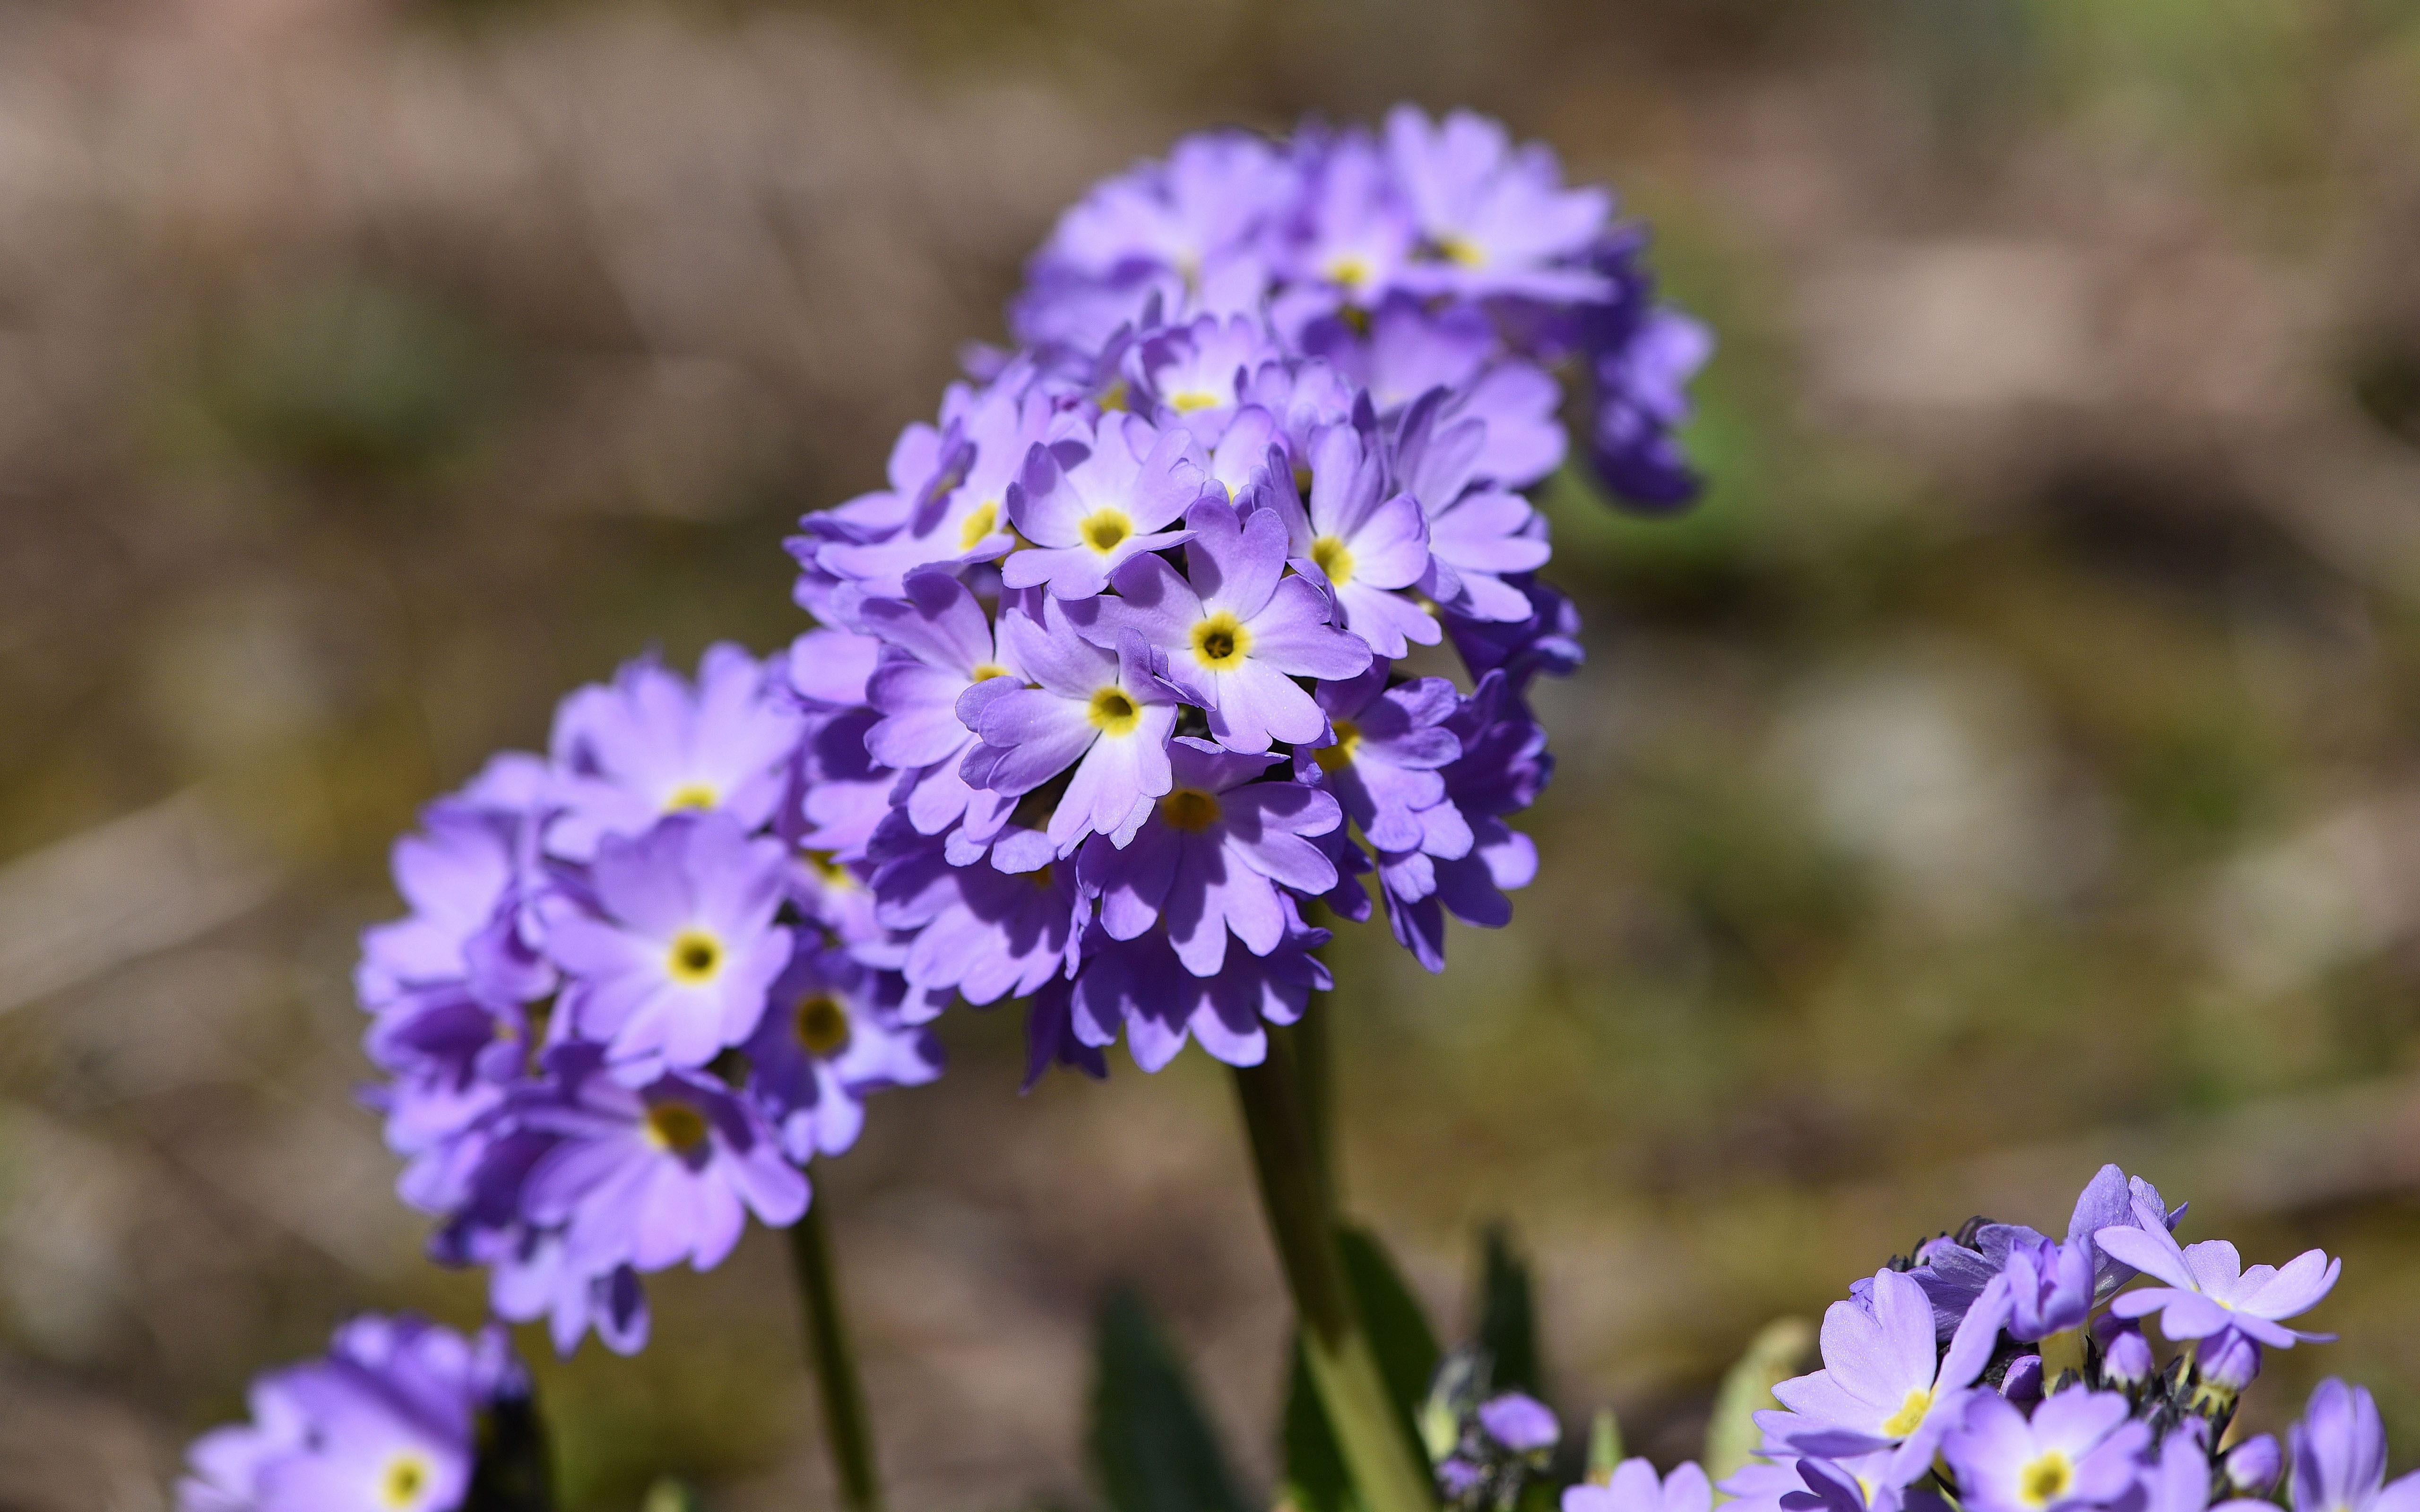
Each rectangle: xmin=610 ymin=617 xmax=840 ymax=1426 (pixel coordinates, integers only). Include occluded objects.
xmin=1478 ymin=1393 xmax=1560 ymax=1454
xmin=1999 ymin=1354 xmax=2044 ymax=1406
xmin=2096 ymin=1317 xmax=2154 ymax=1386
xmin=2226 ymin=1433 xmax=2282 ymax=1492
xmin=2203 ymin=1328 xmax=2262 ymax=1393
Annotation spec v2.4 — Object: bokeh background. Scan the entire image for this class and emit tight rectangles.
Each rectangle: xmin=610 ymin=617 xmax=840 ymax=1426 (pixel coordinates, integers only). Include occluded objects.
xmin=6 ymin=0 xmax=2420 ymax=1506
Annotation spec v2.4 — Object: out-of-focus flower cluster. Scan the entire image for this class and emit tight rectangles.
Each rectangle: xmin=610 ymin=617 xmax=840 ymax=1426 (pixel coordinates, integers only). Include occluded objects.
xmin=1513 ymin=1164 xmax=2396 ymax=1512
xmin=786 ymin=105 xmax=1707 ymax=1079
xmin=354 ymin=647 xmax=944 ymax=1358
xmin=180 ymin=1314 xmax=532 ymax=1512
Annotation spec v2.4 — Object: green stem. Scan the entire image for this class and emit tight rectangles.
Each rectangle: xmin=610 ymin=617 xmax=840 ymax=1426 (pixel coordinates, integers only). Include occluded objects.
xmin=788 ymin=1194 xmax=884 ymax=1512
xmin=1232 ymin=1047 xmax=1438 ymax=1512
xmin=1292 ymin=991 xmax=1336 ymax=1210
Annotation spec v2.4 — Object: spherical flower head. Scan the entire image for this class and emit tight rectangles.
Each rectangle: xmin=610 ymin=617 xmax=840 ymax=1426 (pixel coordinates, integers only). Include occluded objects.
xmin=1476 ymin=1392 xmax=1558 ymax=1454
xmin=177 ymin=1314 xmax=519 ymax=1512
xmin=544 ymin=644 xmax=805 ymax=862
xmin=1080 ymin=739 xmax=1343 ymax=978
xmin=2291 ymin=1382 xmax=2420 ymax=1512
xmin=742 ymin=942 xmax=942 ymax=1162
xmin=2096 ymin=1194 xmax=2339 ymax=1349
xmin=1564 ymin=1459 xmax=1711 ymax=1512
xmin=1942 ymin=1389 xmax=2148 ymax=1512
xmin=518 ymin=1050 xmax=808 ymax=1275
xmin=1073 ymin=496 xmax=1372 ymax=752
xmin=547 ymin=811 xmax=794 ymax=1082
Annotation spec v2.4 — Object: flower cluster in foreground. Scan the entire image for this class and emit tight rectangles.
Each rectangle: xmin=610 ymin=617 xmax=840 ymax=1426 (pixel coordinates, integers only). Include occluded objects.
xmin=789 ymin=105 xmax=1706 ymax=1078
xmin=1472 ymin=1164 xmax=2385 ymax=1512
xmin=339 ymin=104 xmax=1708 ymax=1366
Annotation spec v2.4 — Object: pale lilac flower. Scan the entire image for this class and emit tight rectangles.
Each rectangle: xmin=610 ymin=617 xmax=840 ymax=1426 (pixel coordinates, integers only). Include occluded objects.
xmin=1383 ymin=105 xmax=1610 ymax=302
xmin=1390 ymin=390 xmax=1553 ymax=623
xmin=1080 ymin=739 xmax=1342 ymax=977
xmin=1251 ymin=425 xmax=1438 ymax=659
xmin=813 ymin=378 xmax=1063 ymax=594
xmin=873 ymin=827 xmax=1083 ymax=1005
xmin=2291 ymin=1382 xmax=2420 ymax=1512
xmin=1002 ymin=413 xmax=1206 ymax=598
xmin=546 ymin=812 xmax=793 ymax=1081
xmin=2139 ymin=1426 xmax=2274 ymax=1512
xmin=1944 ymin=1390 xmax=2148 ymax=1512
xmin=961 ymin=596 xmax=1178 ymax=853
xmin=741 ymin=943 xmax=942 ymax=1162
xmin=1296 ymin=663 xmax=1465 ymax=853
xmin=859 ymin=570 xmax=1027 ymax=838
xmin=1566 ymin=1460 xmax=1712 ymax=1512
xmin=545 ymin=644 xmax=804 ymax=861
xmin=1075 ymin=498 xmax=1371 ymax=752
xmin=1758 ymin=1267 xmax=2010 ymax=1484
xmin=518 ymin=1055 xmax=808 ymax=1275
xmin=1139 ymin=313 xmax=1283 ymax=442
xmin=1477 ymin=1393 xmax=1559 ymax=1453
xmin=2097 ymin=1197 xmax=2339 ymax=1349
xmin=1064 ymin=913 xmax=1331 ymax=1070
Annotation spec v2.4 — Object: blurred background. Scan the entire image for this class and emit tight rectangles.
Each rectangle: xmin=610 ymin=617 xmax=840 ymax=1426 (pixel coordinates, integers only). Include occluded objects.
xmin=5 ymin=0 xmax=2420 ymax=1506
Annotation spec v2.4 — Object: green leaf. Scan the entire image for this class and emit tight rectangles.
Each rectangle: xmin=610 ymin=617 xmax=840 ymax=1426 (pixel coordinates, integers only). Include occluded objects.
xmin=1473 ymin=1226 xmax=1542 ymax=1397
xmin=1703 ymin=1319 xmax=1816 ymax=1493
xmin=1090 ymin=1286 xmax=1251 ymax=1512
xmin=1282 ymin=1227 xmax=1443 ymax=1512
xmin=1585 ymin=1410 xmax=1624 ymax=1486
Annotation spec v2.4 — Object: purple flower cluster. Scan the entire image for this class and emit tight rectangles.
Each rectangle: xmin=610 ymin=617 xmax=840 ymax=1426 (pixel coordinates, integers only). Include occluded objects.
xmin=1699 ymin=1164 xmax=2364 ymax=1512
xmin=356 ymin=647 xmax=942 ymax=1357
xmin=787 ymin=108 xmax=1697 ymax=1077
xmin=179 ymin=1314 xmax=525 ymax=1512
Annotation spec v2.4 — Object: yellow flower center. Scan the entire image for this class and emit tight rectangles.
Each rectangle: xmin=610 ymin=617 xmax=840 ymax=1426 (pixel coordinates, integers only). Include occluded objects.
xmin=793 ymin=993 xmax=851 ymax=1057
xmin=803 ymin=850 xmax=857 ymax=888
xmin=1080 ymin=508 xmax=1134 ymax=554
xmin=1310 ymin=533 xmax=1355 ymax=586
xmin=1161 ymin=788 xmax=1222 ymax=832
xmin=1166 ymin=388 xmax=1223 ymax=414
xmin=1313 ymin=719 xmax=1362 ymax=774
xmin=1097 ymin=379 xmax=1130 ymax=413
xmin=666 ymin=929 xmax=722 ymax=985
xmin=1880 ymin=1387 xmax=1933 ymax=1438
xmin=2019 ymin=1452 xmax=2074 ymax=1509
xmin=958 ymin=500 xmax=1001 ymax=550
xmin=380 ymin=1451 xmax=435 ymax=1509
xmin=664 ymin=782 xmax=718 ymax=812
xmin=644 ymin=1100 xmax=710 ymax=1152
xmin=1325 ymin=253 xmax=1373 ymax=290
xmin=968 ymin=662 xmax=1013 ymax=683
xmin=1088 ymin=686 xmax=1140 ymax=735
xmin=1190 ymin=610 xmax=1251 ymax=670
xmin=1437 ymin=233 xmax=1486 ymax=268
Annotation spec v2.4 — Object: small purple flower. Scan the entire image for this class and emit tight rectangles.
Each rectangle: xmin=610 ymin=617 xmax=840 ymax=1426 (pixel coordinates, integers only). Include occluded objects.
xmin=1390 ymin=390 xmax=1553 ymax=624
xmin=873 ymin=825 xmax=1083 ymax=1005
xmin=1076 ymin=498 xmax=1372 ymax=752
xmin=2097 ymin=1197 xmax=2339 ymax=1349
xmin=1942 ymin=1389 xmax=2148 ymax=1512
xmin=1477 ymin=1392 xmax=1559 ymax=1453
xmin=2225 ymin=1435 xmax=2281 ymax=1494
xmin=1566 ymin=1460 xmax=1712 ymax=1512
xmin=1383 ymin=105 xmax=1611 ymax=303
xmin=1080 ymin=739 xmax=1342 ymax=977
xmin=1297 ymin=662 xmax=1464 ymax=853
xmin=1443 ymin=576 xmax=1584 ymax=697
xmin=1002 ymin=414 xmax=1207 ymax=599
xmin=2095 ymin=1315 xmax=2154 ymax=1386
xmin=741 ymin=942 xmax=942 ymax=1162
xmin=1252 ymin=425 xmax=1438 ymax=659
xmin=546 ymin=812 xmax=793 ymax=1081
xmin=2139 ymin=1426 xmax=2275 ymax=1512
xmin=1910 ymin=1165 xmax=2182 ymax=1341
xmin=2292 ymin=1382 xmax=2420 ymax=1512
xmin=1582 ymin=236 xmax=1713 ymax=510
xmin=1138 ymin=313 xmax=1284 ymax=443
xmin=1064 ymin=913 xmax=1331 ymax=1071
xmin=860 ymin=570 xmax=1027 ymax=838
xmin=518 ymin=1054 xmax=808 ymax=1275
xmin=814 ymin=379 xmax=1063 ymax=594
xmin=359 ymin=758 xmax=556 ymax=1014
xmin=962 ymin=596 xmax=1178 ymax=853
xmin=1758 ymin=1267 xmax=2009 ymax=1484
xmin=545 ymin=644 xmax=804 ymax=862
xmin=1278 ymin=128 xmax=1415 ymax=315
xmin=178 ymin=1314 xmax=519 ymax=1512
